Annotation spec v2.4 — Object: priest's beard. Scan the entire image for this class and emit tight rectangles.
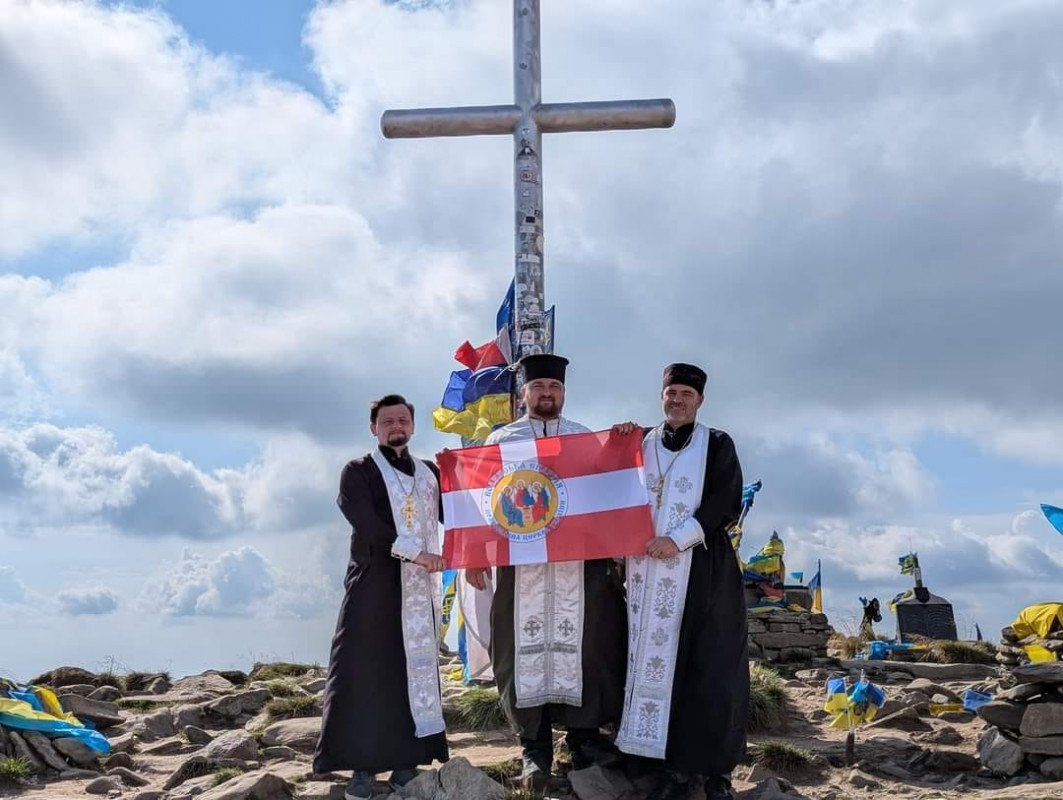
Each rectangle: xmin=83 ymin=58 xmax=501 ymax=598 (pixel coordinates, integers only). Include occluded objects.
xmin=530 ymin=398 xmax=561 ymax=420
xmin=387 ymin=431 xmax=410 ymax=448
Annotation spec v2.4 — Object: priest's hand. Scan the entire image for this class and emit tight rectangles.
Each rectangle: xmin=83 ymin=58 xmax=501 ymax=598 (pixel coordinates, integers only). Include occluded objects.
xmin=646 ymin=537 xmax=680 ymax=559
xmin=610 ymin=421 xmax=640 ymax=436
xmin=466 ymin=566 xmax=490 ymax=590
xmin=413 ymin=552 xmax=446 ymax=573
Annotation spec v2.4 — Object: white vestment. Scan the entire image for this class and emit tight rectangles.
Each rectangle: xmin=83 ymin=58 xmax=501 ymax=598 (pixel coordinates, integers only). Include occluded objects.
xmin=615 ymin=423 xmax=710 ymax=759
xmin=370 ymin=449 xmax=446 ymax=737
xmin=485 ymin=414 xmax=592 ymax=708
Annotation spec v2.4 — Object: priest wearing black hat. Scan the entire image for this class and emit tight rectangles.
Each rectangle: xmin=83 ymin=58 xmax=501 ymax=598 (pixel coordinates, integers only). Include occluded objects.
xmin=465 ymin=353 xmax=627 ymax=790
xmin=613 ymin=363 xmax=747 ymax=800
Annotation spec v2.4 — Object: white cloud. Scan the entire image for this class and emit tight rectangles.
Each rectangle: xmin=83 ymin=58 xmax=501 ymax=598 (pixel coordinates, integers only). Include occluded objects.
xmin=0 ymin=565 xmax=28 ymax=605
xmin=57 ymin=586 xmax=119 ymax=616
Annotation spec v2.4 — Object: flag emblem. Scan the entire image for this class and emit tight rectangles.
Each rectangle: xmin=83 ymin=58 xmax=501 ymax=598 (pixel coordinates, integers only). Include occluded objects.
xmin=484 ymin=463 xmax=569 ymax=542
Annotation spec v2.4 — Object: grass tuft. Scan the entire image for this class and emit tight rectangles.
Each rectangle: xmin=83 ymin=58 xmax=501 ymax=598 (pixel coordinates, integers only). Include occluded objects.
xmin=116 ymin=698 xmax=172 ymax=712
xmin=748 ymin=664 xmax=787 ymax=732
xmin=920 ymin=639 xmax=996 ymax=665
xmin=0 ymin=757 xmax=34 ymax=784
xmin=453 ymin=687 xmax=508 ymax=731
xmin=481 ymin=758 xmax=522 ymax=783
xmin=265 ymin=694 xmax=318 ymax=721
xmin=211 ymin=767 xmax=243 ymax=787
xmin=95 ymin=671 xmax=122 ymax=689
xmin=266 ymin=680 xmax=299 ymax=698
xmin=749 ymin=740 xmax=817 ymax=774
xmin=250 ymin=662 xmax=317 ymax=682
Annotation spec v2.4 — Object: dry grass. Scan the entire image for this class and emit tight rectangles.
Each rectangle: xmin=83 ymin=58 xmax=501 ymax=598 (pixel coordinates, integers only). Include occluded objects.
xmin=265 ymin=694 xmax=318 ymax=721
xmin=922 ymin=639 xmax=996 ymax=665
xmin=749 ymin=740 xmax=818 ymax=775
xmin=482 ymin=758 xmax=522 ymax=782
xmin=265 ymin=680 xmax=300 ymax=698
xmin=0 ymin=757 xmax=33 ymax=784
xmin=250 ymin=662 xmax=317 ymax=682
xmin=452 ymin=687 xmax=508 ymax=731
xmin=748 ymin=664 xmax=787 ymax=732
xmin=211 ymin=767 xmax=243 ymax=787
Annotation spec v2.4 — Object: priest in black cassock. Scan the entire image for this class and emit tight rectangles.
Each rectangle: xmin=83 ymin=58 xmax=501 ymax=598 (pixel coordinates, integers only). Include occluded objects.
xmin=614 ymin=363 xmax=747 ymax=800
xmin=313 ymin=395 xmax=448 ymax=800
xmin=465 ymin=354 xmax=628 ymax=790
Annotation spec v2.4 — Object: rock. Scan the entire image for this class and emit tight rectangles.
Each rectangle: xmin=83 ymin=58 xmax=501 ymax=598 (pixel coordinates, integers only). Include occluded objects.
xmin=52 ymin=736 xmax=100 ymax=768
xmin=141 ymin=707 xmax=177 ymax=737
xmin=195 ymin=771 xmax=292 ymax=800
xmin=1014 ymin=663 xmax=1063 ymax=684
xmin=108 ymin=765 xmax=150 ymax=787
xmin=978 ymin=701 xmax=1028 ymax=732
xmin=749 ymin=777 xmax=809 ymax=800
xmin=262 ymin=745 xmax=297 ymax=760
xmin=103 ymin=752 xmax=135 ymax=770
xmin=85 ymin=777 xmax=121 ymax=795
xmin=131 ymin=793 xmax=164 ymax=800
xmin=142 ymin=737 xmax=188 ymax=755
xmin=170 ymin=671 xmax=237 ymax=698
xmin=754 ymin=632 xmax=828 ymax=650
xmin=297 ymin=781 xmax=344 ymax=800
xmin=88 ymin=686 xmax=123 ymax=702
xmin=437 ymin=758 xmax=506 ymax=800
xmin=1019 ymin=735 xmax=1063 ymax=755
xmin=166 ymin=775 xmax=218 ymax=800
xmin=868 ymin=707 xmax=932 ymax=732
xmin=174 ymin=703 xmax=206 ymax=729
xmin=31 ymin=666 xmax=98 ymax=688
xmin=163 ymin=755 xmax=212 ymax=790
xmin=202 ymin=730 xmax=259 ymax=762
xmin=848 ymin=768 xmax=880 ymax=789
xmin=917 ymin=749 xmax=979 ymax=772
xmin=872 ymin=762 xmax=913 ymax=780
xmin=8 ymin=730 xmax=45 ymax=773
xmin=914 ymin=726 xmax=964 ymax=745
xmin=838 ymin=659 xmax=997 ymax=681
xmin=185 ymin=725 xmax=214 ymax=745
xmin=261 ymin=717 xmax=321 ymax=753
xmin=1041 ymin=756 xmax=1063 ymax=779
xmin=23 ymin=730 xmax=72 ymax=771
xmin=148 ymin=675 xmax=173 ymax=694
xmin=60 ymin=768 xmax=104 ymax=779
xmin=998 ymin=682 xmax=1047 ymax=701
xmin=566 ymin=763 xmax=634 ymax=800
xmin=59 ymin=694 xmax=125 ymax=729
xmin=1021 ymin=702 xmax=1063 ymax=737
xmin=205 ymin=688 xmax=271 ymax=720
xmin=906 ymin=678 xmax=959 ymax=701
xmin=794 ymin=668 xmax=827 ymax=682
xmin=301 ymin=677 xmax=328 ymax=694
xmin=61 ymin=683 xmax=98 ymax=696
xmin=108 ymin=732 xmax=138 ymax=754
xmin=978 ymin=727 xmax=1025 ymax=776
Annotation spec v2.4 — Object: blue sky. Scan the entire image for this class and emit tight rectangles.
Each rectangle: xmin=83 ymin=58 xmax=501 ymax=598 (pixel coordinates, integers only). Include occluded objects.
xmin=2 ymin=0 xmax=1062 ymax=681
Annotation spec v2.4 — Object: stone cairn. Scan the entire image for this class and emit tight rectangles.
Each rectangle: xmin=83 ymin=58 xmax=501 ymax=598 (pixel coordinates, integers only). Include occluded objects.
xmin=996 ymin=623 xmax=1063 ymax=667
xmin=976 ymin=662 xmax=1063 ymax=782
xmin=747 ymin=610 xmax=832 ymax=663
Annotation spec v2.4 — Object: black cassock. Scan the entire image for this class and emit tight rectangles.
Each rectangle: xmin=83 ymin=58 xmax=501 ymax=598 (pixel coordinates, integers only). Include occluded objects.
xmin=313 ymin=446 xmax=449 ymax=775
xmin=656 ymin=423 xmax=748 ymax=775
xmin=490 ymin=558 xmax=628 ymax=740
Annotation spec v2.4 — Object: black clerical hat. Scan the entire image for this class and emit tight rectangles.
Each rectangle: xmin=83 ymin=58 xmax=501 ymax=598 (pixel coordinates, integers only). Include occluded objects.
xmin=519 ymin=353 xmax=569 ymax=383
xmin=663 ymin=362 xmax=707 ymax=394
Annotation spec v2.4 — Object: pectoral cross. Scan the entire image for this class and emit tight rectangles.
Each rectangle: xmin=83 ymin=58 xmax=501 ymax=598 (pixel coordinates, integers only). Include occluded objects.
xmin=649 ymin=476 xmax=664 ymax=509
xmin=401 ymin=495 xmax=417 ymax=530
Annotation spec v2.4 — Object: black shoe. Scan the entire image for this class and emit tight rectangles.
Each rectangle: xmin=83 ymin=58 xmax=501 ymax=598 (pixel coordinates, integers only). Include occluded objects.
xmin=344 ymin=772 xmax=374 ymax=800
xmin=568 ymin=736 xmax=623 ymax=770
xmin=646 ymin=772 xmax=692 ymax=800
xmin=704 ymin=773 xmax=736 ymax=800
xmin=521 ymin=753 xmax=551 ymax=792
xmin=388 ymin=768 xmax=418 ymax=790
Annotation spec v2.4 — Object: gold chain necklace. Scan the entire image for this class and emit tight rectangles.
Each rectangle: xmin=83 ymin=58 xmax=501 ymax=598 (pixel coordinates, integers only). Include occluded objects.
xmin=650 ymin=425 xmax=693 ymax=510
xmin=384 ymin=456 xmax=420 ymax=531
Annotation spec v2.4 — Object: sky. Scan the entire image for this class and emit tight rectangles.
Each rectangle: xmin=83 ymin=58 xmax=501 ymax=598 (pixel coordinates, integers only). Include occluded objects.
xmin=1 ymin=0 xmax=1062 ymax=681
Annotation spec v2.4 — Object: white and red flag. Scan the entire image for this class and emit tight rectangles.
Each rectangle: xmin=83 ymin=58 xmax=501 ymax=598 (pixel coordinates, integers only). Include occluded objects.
xmin=438 ymin=431 xmax=654 ymax=568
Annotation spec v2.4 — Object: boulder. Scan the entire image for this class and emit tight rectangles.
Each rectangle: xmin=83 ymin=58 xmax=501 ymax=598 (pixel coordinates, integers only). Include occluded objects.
xmin=108 ymin=765 xmax=150 ymax=787
xmin=564 ymin=763 xmax=634 ymax=800
xmin=1021 ymin=703 xmax=1063 ymax=738
xmin=8 ymin=730 xmax=45 ymax=773
xmin=1019 ymin=735 xmax=1063 ymax=756
xmin=262 ymin=745 xmax=297 ymax=760
xmin=438 ymin=757 xmax=506 ymax=800
xmin=163 ymin=755 xmax=212 ymax=790
xmin=60 ymin=683 xmax=97 ymax=696
xmin=166 ymin=672 xmax=237 ymax=703
xmin=132 ymin=793 xmax=164 ymax=800
xmin=906 ymin=678 xmax=959 ymax=701
xmin=148 ymin=676 xmax=173 ymax=694
xmin=297 ymin=781 xmax=344 ymax=800
xmin=142 ymin=707 xmax=177 ymax=737
xmin=88 ymin=685 xmax=123 ymax=702
xmin=913 ymin=726 xmax=964 ymax=745
xmin=195 ymin=771 xmax=292 ymax=800
xmin=184 ymin=725 xmax=214 ymax=746
xmin=108 ymin=732 xmax=138 ymax=754
xmin=999 ymin=682 xmax=1048 ymax=701
xmin=166 ymin=775 xmax=217 ymax=800
xmin=261 ymin=717 xmax=321 ymax=754
xmin=52 ymin=735 xmax=100 ymax=768
xmin=978 ymin=728 xmax=1025 ymax=776
xmin=301 ymin=678 xmax=328 ymax=694
xmin=838 ymin=659 xmax=997 ymax=681
xmin=58 ymin=694 xmax=125 ymax=729
xmin=142 ymin=737 xmax=188 ymax=755
xmin=173 ymin=703 xmax=206 ymax=729
xmin=85 ymin=776 xmax=121 ymax=795
xmin=205 ymin=688 xmax=271 ymax=720
xmin=848 ymin=769 xmax=880 ymax=789
xmin=868 ymin=707 xmax=932 ymax=732
xmin=59 ymin=768 xmax=102 ymax=779
xmin=1013 ymin=664 xmax=1063 ymax=684
xmin=1041 ymin=757 xmax=1063 ymax=780
xmin=30 ymin=666 xmax=97 ymax=688
xmin=977 ymin=701 xmax=1027 ymax=732
xmin=202 ymin=730 xmax=259 ymax=762
xmin=103 ymin=752 xmax=136 ymax=770
xmin=23 ymin=730 xmax=71 ymax=771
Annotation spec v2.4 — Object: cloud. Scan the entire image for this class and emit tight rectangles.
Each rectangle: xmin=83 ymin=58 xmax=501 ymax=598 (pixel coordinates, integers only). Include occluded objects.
xmin=139 ymin=545 xmax=337 ymax=619
xmin=56 ymin=586 xmax=119 ymax=616
xmin=0 ymin=566 xmax=28 ymax=605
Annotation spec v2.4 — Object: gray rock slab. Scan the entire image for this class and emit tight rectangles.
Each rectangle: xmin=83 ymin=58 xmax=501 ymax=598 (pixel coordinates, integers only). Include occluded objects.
xmin=85 ymin=776 xmax=121 ymax=795
xmin=195 ymin=771 xmax=293 ymax=800
xmin=1021 ymin=702 xmax=1063 ymax=737
xmin=1013 ymin=663 xmax=1063 ymax=684
xmin=52 ymin=735 xmax=100 ymax=768
xmin=88 ymin=686 xmax=123 ymax=702
xmin=566 ymin=763 xmax=634 ymax=800
xmin=261 ymin=717 xmax=321 ymax=754
xmin=184 ymin=725 xmax=214 ymax=745
xmin=202 ymin=729 xmax=259 ymax=762
xmin=169 ymin=672 xmax=237 ymax=698
xmin=1019 ymin=734 xmax=1063 ymax=755
xmin=23 ymin=730 xmax=71 ymax=771
xmin=60 ymin=684 xmax=97 ymax=697
xmin=8 ymin=730 xmax=45 ymax=773
xmin=998 ymin=682 xmax=1049 ymax=701
xmin=838 ymin=659 xmax=998 ymax=681
xmin=297 ymin=780 xmax=345 ymax=800
xmin=1040 ymin=756 xmax=1063 ymax=780
xmin=59 ymin=694 xmax=125 ymax=728
xmin=205 ymin=688 xmax=271 ymax=720
xmin=103 ymin=752 xmax=135 ymax=770
xmin=174 ymin=703 xmax=206 ymax=729
xmin=868 ymin=707 xmax=932 ymax=732
xmin=978 ymin=700 xmax=1027 ymax=732
xmin=978 ymin=728 xmax=1026 ymax=776
xmin=108 ymin=765 xmax=150 ymax=787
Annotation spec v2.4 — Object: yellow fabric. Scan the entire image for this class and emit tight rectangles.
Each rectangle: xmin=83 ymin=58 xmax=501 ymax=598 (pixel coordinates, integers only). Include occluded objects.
xmin=1024 ymin=644 xmax=1058 ymax=663
xmin=824 ymin=693 xmax=879 ymax=728
xmin=745 ymin=556 xmax=782 ymax=575
xmin=1012 ymin=603 xmax=1063 ymax=640
xmin=432 ymin=394 xmax=513 ymax=441
xmin=812 ymin=586 xmax=823 ymax=614
xmin=929 ymin=703 xmax=967 ymax=716
xmin=0 ymin=697 xmax=83 ymax=727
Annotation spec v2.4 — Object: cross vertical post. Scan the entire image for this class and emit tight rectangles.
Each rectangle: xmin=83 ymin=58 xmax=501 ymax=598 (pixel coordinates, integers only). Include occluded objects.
xmin=382 ymin=0 xmax=676 ymax=367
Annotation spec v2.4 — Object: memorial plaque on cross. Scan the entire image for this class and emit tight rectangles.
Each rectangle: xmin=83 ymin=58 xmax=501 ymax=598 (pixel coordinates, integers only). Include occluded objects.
xmin=381 ymin=0 xmax=675 ymax=364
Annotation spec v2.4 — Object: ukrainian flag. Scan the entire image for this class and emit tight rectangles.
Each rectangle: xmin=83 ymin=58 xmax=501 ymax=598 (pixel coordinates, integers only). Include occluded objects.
xmin=807 ymin=561 xmax=823 ymax=614
xmin=898 ymin=552 xmax=918 ymax=575
xmin=823 ymin=676 xmax=885 ymax=729
xmin=432 ymin=366 xmax=514 ymax=442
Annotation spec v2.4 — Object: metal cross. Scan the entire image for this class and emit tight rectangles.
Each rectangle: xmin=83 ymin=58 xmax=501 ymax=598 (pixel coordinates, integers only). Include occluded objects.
xmin=381 ymin=0 xmax=675 ymax=361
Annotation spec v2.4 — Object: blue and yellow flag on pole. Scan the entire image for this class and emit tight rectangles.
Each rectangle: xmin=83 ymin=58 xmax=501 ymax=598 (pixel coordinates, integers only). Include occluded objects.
xmin=807 ymin=560 xmax=823 ymax=614
xmin=898 ymin=552 xmax=919 ymax=575
xmin=432 ymin=366 xmax=514 ymax=442
xmin=823 ymin=676 xmax=886 ymax=729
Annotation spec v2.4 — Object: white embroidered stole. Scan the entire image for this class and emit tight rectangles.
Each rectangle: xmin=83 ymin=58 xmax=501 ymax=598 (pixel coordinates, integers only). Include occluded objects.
xmin=616 ymin=424 xmax=709 ymax=759
xmin=501 ymin=418 xmax=585 ymax=709
xmin=371 ymin=449 xmax=445 ymax=737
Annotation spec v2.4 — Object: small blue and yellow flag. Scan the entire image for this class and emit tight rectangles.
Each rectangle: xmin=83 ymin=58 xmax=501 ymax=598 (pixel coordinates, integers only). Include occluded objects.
xmin=898 ymin=552 xmax=919 ymax=575
xmin=807 ymin=561 xmax=823 ymax=614
xmin=824 ymin=676 xmax=886 ymax=729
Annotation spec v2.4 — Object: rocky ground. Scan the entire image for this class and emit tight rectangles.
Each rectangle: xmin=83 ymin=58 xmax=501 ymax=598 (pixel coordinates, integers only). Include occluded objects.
xmin=2 ymin=657 xmax=1062 ymax=800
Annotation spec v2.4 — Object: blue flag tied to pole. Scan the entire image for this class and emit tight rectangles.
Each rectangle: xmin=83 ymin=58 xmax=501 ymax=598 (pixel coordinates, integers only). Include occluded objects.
xmin=1041 ymin=504 xmax=1063 ymax=535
